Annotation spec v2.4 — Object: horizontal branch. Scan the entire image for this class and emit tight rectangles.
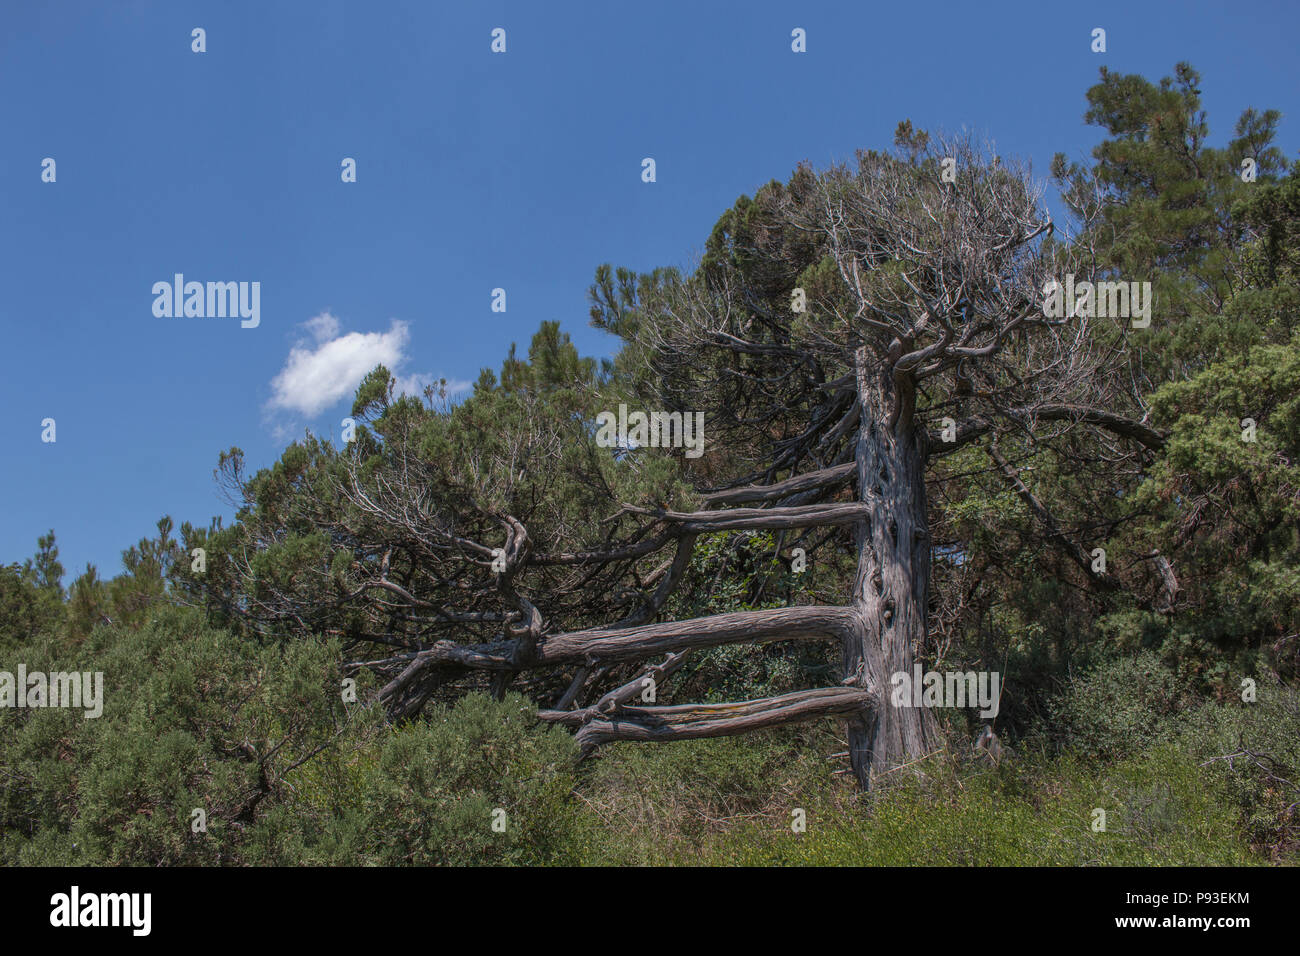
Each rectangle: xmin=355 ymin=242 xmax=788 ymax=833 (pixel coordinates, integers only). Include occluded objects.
xmin=930 ymin=404 xmax=1166 ymax=455
xmin=539 ymin=686 xmax=878 ymax=749
xmin=628 ymin=502 xmax=868 ymax=533
xmin=350 ymin=638 xmax=517 ymax=679
xmin=356 ymin=606 xmax=857 ymax=706
xmin=701 ymin=463 xmax=857 ymax=506
xmin=532 ymin=531 xmax=674 ymax=566
xmin=533 ymin=606 xmax=858 ymax=667
xmin=1034 ymin=404 xmax=1166 ymax=450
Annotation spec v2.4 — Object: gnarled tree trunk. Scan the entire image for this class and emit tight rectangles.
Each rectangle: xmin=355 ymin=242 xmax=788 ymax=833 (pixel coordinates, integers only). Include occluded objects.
xmin=843 ymin=348 xmax=935 ymax=786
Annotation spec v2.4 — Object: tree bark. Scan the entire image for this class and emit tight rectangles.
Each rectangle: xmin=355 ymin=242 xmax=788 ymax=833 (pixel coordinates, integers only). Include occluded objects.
xmin=539 ymin=686 xmax=877 ymax=750
xmin=844 ymin=348 xmax=936 ymax=786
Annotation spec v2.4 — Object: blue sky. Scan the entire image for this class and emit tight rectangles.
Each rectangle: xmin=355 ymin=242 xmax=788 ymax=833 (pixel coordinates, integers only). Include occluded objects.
xmin=2 ymin=0 xmax=1298 ymax=581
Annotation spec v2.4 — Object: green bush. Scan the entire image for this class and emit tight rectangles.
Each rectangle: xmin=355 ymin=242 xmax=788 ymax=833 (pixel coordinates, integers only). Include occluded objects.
xmin=1043 ymin=652 xmax=1188 ymax=760
xmin=261 ymin=693 xmax=579 ymax=866
xmin=1174 ymin=679 xmax=1300 ymax=859
xmin=0 ymin=608 xmax=352 ymax=865
xmin=1 ymin=609 xmax=582 ymax=866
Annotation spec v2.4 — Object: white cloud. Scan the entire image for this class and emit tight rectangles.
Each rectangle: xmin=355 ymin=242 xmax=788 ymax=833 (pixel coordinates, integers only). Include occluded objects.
xmin=301 ymin=311 xmax=340 ymax=344
xmin=265 ymin=314 xmax=470 ymax=426
xmin=267 ymin=318 xmax=411 ymax=417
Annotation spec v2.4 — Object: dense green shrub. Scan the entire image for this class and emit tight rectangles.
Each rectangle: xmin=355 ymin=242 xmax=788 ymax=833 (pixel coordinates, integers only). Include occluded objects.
xmin=256 ymin=693 xmax=579 ymax=866
xmin=1175 ymin=679 xmax=1300 ymax=859
xmin=1042 ymin=652 xmax=1188 ymax=760
xmin=0 ymin=608 xmax=581 ymax=865
xmin=0 ymin=608 xmax=352 ymax=865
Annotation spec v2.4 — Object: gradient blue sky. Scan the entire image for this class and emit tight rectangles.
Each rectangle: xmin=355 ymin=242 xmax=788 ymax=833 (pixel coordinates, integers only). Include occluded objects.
xmin=2 ymin=0 xmax=1298 ymax=581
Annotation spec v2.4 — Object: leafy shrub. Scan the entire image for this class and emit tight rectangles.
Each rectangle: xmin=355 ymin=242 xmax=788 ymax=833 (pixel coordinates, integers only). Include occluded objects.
xmin=1174 ymin=678 xmax=1300 ymax=859
xmin=1043 ymin=652 xmax=1187 ymax=760
xmin=0 ymin=607 xmax=352 ymax=865
xmin=1 ymin=608 xmax=580 ymax=866
xmin=263 ymin=693 xmax=579 ymax=866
